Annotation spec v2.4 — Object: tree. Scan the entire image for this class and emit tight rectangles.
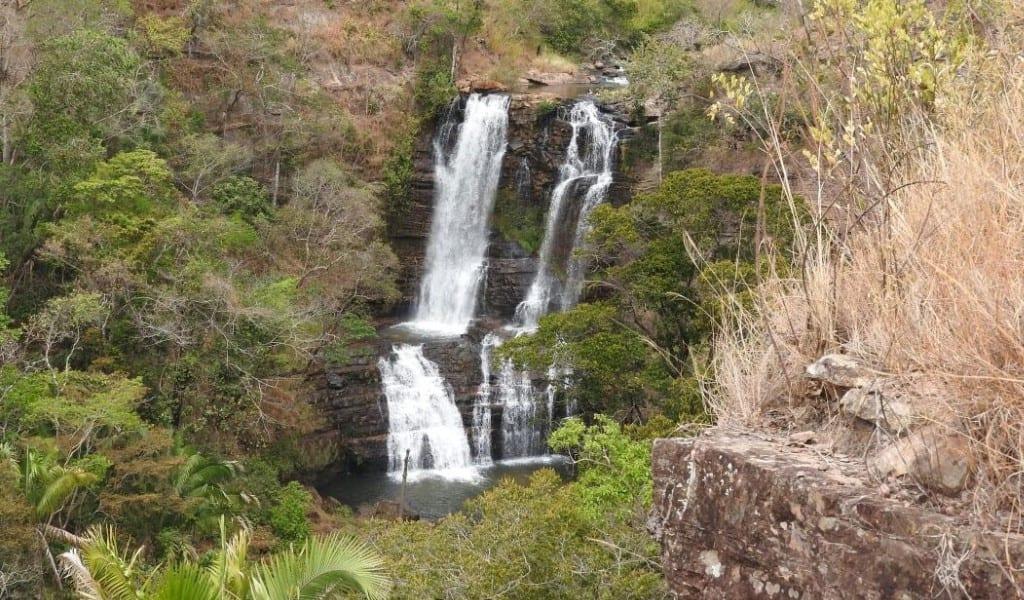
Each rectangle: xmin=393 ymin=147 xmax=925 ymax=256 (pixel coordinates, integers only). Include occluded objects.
xmin=22 ymin=29 xmax=148 ymax=174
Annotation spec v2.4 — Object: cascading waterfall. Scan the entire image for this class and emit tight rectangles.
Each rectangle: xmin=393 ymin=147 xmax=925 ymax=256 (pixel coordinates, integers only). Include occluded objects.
xmin=497 ymin=357 xmax=546 ymax=458
xmin=379 ymin=344 xmax=475 ymax=479
xmin=411 ymin=93 xmax=511 ymax=336
xmin=494 ymin=100 xmax=616 ymax=449
xmin=514 ymin=100 xmax=617 ymax=331
xmin=472 ymin=334 xmax=500 ymax=465
xmin=377 ymin=95 xmax=614 ymax=477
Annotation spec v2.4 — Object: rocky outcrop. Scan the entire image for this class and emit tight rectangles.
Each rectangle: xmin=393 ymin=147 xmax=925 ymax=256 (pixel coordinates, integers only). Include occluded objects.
xmin=650 ymin=431 xmax=1023 ymax=598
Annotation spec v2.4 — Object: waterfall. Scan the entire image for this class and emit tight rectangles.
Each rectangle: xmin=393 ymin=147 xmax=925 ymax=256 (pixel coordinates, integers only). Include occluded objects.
xmin=472 ymin=334 xmax=500 ymax=465
xmin=514 ymin=100 xmax=617 ymax=331
xmin=497 ymin=357 xmax=545 ymax=458
xmin=379 ymin=344 xmax=475 ymax=479
xmin=410 ymin=93 xmax=511 ymax=336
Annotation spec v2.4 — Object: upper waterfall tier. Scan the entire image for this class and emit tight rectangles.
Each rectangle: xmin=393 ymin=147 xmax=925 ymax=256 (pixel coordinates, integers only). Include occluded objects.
xmin=514 ymin=100 xmax=618 ymax=331
xmin=408 ymin=93 xmax=511 ymax=336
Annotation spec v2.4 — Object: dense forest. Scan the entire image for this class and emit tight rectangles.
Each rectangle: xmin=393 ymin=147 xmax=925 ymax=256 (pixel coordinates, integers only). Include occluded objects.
xmin=1 ymin=0 xmax=1021 ymax=597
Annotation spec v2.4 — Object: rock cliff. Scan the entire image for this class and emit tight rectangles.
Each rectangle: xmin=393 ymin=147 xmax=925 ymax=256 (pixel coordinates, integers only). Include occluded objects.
xmin=650 ymin=431 xmax=1024 ymax=598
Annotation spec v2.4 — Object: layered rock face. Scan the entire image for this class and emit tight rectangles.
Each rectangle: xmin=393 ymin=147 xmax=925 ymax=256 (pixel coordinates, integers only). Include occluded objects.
xmin=650 ymin=432 xmax=1024 ymax=598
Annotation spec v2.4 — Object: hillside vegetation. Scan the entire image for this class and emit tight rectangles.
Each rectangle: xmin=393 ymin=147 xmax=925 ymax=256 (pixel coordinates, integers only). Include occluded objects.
xmin=2 ymin=0 xmax=1020 ymax=596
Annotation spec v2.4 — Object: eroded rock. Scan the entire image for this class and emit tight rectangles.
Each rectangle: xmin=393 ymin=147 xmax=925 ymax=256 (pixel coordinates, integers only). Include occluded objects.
xmin=870 ymin=428 xmax=973 ymax=495
xmin=805 ymin=353 xmax=871 ymax=388
xmin=839 ymin=386 xmax=914 ymax=431
xmin=651 ymin=431 xmax=1020 ymax=598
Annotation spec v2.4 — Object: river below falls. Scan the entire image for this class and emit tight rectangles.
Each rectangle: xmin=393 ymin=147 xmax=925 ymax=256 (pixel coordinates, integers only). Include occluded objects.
xmin=321 ymin=456 xmax=573 ymax=520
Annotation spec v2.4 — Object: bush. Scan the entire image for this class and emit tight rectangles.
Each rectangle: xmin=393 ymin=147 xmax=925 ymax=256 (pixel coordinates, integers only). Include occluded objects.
xmin=268 ymin=481 xmax=312 ymax=543
xmin=210 ymin=176 xmax=272 ymax=222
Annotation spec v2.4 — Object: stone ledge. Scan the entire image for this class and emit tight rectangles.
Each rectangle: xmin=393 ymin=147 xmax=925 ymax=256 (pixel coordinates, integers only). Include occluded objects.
xmin=650 ymin=430 xmax=1023 ymax=598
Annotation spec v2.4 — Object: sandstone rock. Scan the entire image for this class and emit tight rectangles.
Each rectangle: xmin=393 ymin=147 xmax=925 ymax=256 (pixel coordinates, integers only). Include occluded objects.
xmin=651 ymin=432 xmax=1020 ymax=598
xmin=839 ymin=386 xmax=913 ymax=431
xmin=871 ymin=428 xmax=973 ymax=495
xmin=470 ymin=79 xmax=506 ymax=93
xmin=786 ymin=430 xmax=817 ymax=446
xmin=715 ymin=51 xmax=782 ymax=75
xmin=524 ymin=70 xmax=576 ymax=86
xmin=805 ymin=353 xmax=871 ymax=388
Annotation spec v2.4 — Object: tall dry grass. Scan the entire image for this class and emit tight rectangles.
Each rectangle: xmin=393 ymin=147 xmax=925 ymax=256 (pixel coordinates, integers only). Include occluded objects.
xmin=707 ymin=32 xmax=1024 ymax=527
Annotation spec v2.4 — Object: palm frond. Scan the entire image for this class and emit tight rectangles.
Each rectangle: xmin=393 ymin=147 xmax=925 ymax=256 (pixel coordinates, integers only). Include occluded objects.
xmin=150 ymin=564 xmax=220 ymax=600
xmin=34 ymin=467 xmax=99 ymax=519
xmin=174 ymin=452 xmax=238 ymax=500
xmin=0 ymin=440 xmax=17 ymax=469
xmin=249 ymin=533 xmax=391 ymax=600
xmin=59 ymin=549 xmax=103 ymax=600
xmin=207 ymin=517 xmax=252 ymax=599
xmin=74 ymin=525 xmax=146 ymax=600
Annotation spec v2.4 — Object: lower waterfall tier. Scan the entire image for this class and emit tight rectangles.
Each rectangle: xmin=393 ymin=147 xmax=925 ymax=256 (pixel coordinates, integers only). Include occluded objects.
xmin=310 ymin=323 xmax=571 ymax=477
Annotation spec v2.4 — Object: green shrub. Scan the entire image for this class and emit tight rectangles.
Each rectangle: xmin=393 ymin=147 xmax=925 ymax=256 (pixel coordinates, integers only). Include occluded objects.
xmin=210 ymin=176 xmax=272 ymax=222
xmin=269 ymin=481 xmax=312 ymax=543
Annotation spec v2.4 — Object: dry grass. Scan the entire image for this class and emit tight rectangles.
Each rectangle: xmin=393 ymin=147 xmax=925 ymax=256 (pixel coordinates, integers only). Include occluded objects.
xmin=707 ymin=33 xmax=1024 ymax=528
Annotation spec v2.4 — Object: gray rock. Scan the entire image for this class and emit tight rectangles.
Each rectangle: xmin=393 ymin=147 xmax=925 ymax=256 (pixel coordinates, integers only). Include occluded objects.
xmin=839 ymin=386 xmax=913 ymax=431
xmin=870 ymin=427 xmax=973 ymax=495
xmin=805 ymin=354 xmax=871 ymax=388
xmin=651 ymin=432 xmax=1017 ymax=597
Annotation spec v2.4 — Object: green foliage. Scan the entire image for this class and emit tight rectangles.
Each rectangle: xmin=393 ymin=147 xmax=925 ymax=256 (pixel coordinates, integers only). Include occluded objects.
xmin=23 ymin=29 xmax=144 ymax=173
xmin=382 ymin=124 xmax=417 ymax=224
xmin=503 ymin=303 xmax=658 ymax=415
xmin=70 ymin=150 xmax=177 ymax=218
xmin=210 ymin=177 xmax=272 ymax=222
xmin=628 ymin=37 xmax=691 ymax=104
xmin=492 ymin=190 xmax=545 ymax=254
xmin=537 ymin=0 xmax=688 ymax=54
xmin=660 ymin=104 xmax=719 ymax=171
xmin=10 ymin=447 xmax=101 ymax=520
xmin=548 ymin=416 xmax=652 ymax=521
xmin=0 ymin=368 xmax=146 ymax=439
xmin=268 ymin=481 xmax=312 ymax=543
xmin=413 ymin=63 xmax=457 ymax=117
xmin=342 ymin=415 xmax=670 ymax=597
xmin=139 ymin=15 xmax=191 ymax=56
xmin=63 ymin=522 xmax=391 ymax=600
xmin=408 ymin=0 xmax=481 ymax=115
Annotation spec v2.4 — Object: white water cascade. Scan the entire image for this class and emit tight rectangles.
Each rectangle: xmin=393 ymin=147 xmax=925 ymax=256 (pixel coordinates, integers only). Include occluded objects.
xmin=410 ymin=93 xmax=511 ymax=336
xmin=379 ymin=344 xmax=476 ymax=479
xmin=514 ymin=100 xmax=617 ymax=331
xmin=496 ymin=356 xmax=546 ymax=458
xmin=472 ymin=334 xmax=500 ymax=465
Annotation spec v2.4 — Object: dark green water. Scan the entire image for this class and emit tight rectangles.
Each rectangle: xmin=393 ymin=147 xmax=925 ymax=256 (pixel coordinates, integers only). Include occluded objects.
xmin=321 ymin=456 xmax=573 ymax=520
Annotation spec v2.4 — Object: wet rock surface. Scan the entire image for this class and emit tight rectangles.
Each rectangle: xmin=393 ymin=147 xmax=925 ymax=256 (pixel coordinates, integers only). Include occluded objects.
xmin=651 ymin=430 xmax=1023 ymax=598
